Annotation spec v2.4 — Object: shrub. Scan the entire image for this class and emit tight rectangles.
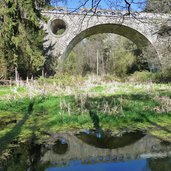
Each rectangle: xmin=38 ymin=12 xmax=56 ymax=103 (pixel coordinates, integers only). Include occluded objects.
xmin=161 ymin=68 xmax=171 ymax=82
xmin=102 ymin=74 xmax=122 ymax=82
xmin=128 ymin=71 xmax=153 ymax=82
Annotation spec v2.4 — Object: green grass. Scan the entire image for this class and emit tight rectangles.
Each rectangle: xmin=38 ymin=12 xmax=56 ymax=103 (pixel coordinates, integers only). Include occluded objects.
xmin=0 ymin=86 xmax=27 ymax=96
xmin=90 ymin=85 xmax=106 ymax=92
xmin=0 ymin=87 xmax=11 ymax=96
xmin=0 ymin=81 xmax=171 ymax=152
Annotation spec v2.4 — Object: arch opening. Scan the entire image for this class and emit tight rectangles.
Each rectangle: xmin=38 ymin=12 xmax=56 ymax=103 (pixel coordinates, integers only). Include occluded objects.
xmin=52 ymin=138 xmax=69 ymax=155
xmin=62 ymin=24 xmax=161 ymax=72
xmin=50 ymin=19 xmax=67 ymax=36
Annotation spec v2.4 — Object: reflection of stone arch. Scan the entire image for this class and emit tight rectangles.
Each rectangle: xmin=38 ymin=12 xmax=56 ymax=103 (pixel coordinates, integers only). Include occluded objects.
xmin=41 ymin=133 xmax=171 ymax=167
xmin=76 ymin=131 xmax=145 ymax=149
xmin=49 ymin=136 xmax=70 ymax=156
xmin=52 ymin=138 xmax=69 ymax=155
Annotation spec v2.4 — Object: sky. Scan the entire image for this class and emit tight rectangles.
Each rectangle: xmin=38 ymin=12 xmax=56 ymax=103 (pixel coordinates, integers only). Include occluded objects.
xmin=51 ymin=0 xmax=147 ymax=12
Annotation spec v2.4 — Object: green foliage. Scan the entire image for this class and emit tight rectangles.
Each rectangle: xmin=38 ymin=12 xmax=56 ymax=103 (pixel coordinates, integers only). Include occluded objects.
xmin=129 ymin=70 xmax=171 ymax=83
xmin=90 ymin=86 xmax=105 ymax=92
xmin=60 ymin=34 xmax=145 ymax=78
xmin=110 ymin=52 xmax=136 ymax=77
xmin=38 ymin=73 xmax=86 ymax=87
xmin=0 ymin=57 xmax=7 ymax=79
xmin=161 ymin=68 xmax=171 ymax=82
xmin=128 ymin=71 xmax=154 ymax=82
xmin=0 ymin=80 xmax=171 ymax=146
xmin=101 ymin=74 xmax=122 ymax=82
xmin=61 ymin=51 xmax=79 ymax=75
xmin=0 ymin=0 xmax=49 ymax=79
xmin=59 ymin=32 xmax=158 ymax=79
xmin=55 ymin=28 xmax=65 ymax=35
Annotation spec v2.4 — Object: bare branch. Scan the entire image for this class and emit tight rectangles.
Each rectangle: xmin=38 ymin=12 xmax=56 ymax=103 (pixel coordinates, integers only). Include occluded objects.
xmin=124 ymin=0 xmax=131 ymax=15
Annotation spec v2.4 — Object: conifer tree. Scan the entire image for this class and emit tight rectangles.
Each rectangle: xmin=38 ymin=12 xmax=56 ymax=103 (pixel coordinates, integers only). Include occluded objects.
xmin=0 ymin=0 xmax=50 ymax=78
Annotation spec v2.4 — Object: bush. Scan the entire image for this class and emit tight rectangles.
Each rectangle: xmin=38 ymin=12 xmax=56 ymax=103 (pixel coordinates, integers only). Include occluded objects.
xmin=111 ymin=52 xmax=136 ymax=77
xmin=128 ymin=70 xmax=171 ymax=83
xmin=128 ymin=71 xmax=153 ymax=82
xmin=38 ymin=74 xmax=86 ymax=87
xmin=161 ymin=68 xmax=171 ymax=82
xmin=101 ymin=74 xmax=122 ymax=82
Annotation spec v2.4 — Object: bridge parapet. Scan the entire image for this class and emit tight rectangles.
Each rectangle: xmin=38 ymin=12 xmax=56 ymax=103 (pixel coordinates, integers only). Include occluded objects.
xmin=42 ymin=7 xmax=170 ymax=20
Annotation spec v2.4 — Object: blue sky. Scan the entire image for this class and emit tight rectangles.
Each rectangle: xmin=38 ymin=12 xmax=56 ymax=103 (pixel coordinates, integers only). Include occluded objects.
xmin=51 ymin=0 xmax=147 ymax=12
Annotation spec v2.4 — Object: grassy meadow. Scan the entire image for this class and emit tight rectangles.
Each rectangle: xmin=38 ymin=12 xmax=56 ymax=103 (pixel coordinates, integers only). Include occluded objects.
xmin=0 ymin=75 xmax=171 ymax=157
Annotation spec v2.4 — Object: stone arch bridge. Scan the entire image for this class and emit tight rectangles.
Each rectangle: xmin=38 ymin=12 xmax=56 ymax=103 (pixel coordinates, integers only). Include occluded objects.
xmin=42 ymin=8 xmax=171 ymax=69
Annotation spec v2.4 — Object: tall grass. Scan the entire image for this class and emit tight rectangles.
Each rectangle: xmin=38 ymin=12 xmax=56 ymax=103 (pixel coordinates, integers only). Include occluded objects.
xmin=0 ymin=75 xmax=171 ymax=143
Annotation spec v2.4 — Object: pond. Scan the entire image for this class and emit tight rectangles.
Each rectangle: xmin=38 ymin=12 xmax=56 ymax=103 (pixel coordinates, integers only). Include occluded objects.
xmin=0 ymin=130 xmax=171 ymax=171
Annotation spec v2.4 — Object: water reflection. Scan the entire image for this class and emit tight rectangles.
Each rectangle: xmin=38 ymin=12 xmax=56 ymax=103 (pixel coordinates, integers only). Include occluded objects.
xmin=46 ymin=159 xmax=150 ymax=171
xmin=52 ymin=139 xmax=69 ymax=155
xmin=76 ymin=130 xmax=145 ymax=149
xmin=148 ymin=157 xmax=171 ymax=171
xmin=1 ymin=132 xmax=171 ymax=171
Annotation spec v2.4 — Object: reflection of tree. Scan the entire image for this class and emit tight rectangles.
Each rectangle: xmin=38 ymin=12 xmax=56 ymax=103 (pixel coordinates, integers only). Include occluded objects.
xmin=148 ymin=157 xmax=171 ymax=171
xmin=2 ymin=140 xmax=50 ymax=171
xmin=89 ymin=110 xmax=100 ymax=130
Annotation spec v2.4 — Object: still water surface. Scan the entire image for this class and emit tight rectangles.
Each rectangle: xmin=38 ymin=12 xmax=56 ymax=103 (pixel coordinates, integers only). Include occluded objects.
xmin=1 ymin=130 xmax=171 ymax=171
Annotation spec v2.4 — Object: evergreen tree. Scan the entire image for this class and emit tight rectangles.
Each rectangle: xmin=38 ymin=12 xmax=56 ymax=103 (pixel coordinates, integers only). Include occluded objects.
xmin=0 ymin=0 xmax=50 ymax=79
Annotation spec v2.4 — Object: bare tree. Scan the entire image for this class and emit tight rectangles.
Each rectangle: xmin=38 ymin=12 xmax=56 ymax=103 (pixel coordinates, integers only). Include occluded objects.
xmin=51 ymin=0 xmax=147 ymax=13
xmin=145 ymin=0 xmax=171 ymax=13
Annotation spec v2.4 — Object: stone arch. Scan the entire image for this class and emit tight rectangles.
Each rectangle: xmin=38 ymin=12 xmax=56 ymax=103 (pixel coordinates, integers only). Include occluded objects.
xmin=62 ymin=23 xmax=161 ymax=70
